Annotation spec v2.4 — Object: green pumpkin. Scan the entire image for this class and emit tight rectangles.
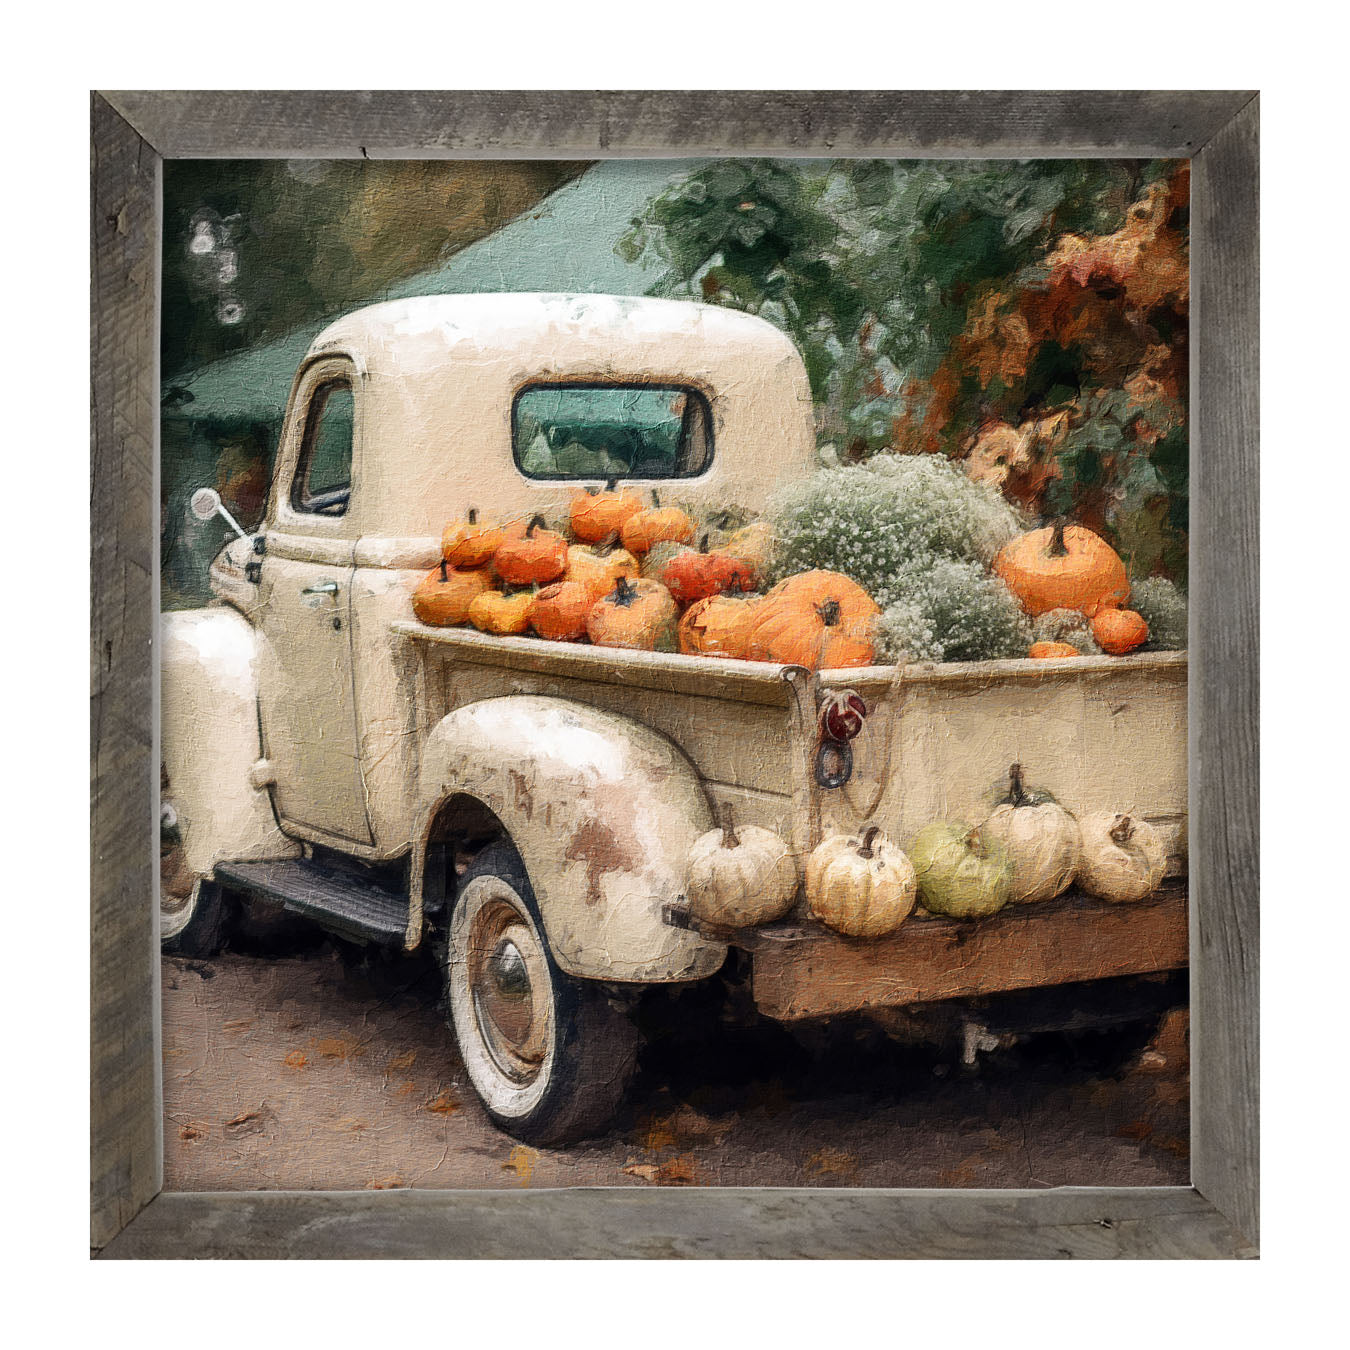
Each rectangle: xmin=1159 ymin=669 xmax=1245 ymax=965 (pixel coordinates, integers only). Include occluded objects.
xmin=910 ymin=823 xmax=1013 ymax=920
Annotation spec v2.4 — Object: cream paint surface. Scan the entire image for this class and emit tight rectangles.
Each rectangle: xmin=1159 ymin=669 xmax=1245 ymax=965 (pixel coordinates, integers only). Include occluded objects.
xmin=160 ymin=608 xmax=300 ymax=875
xmin=286 ymin=293 xmax=817 ymax=537
xmin=822 ymin=658 xmax=1188 ymax=869
xmin=415 ymin=695 xmax=725 ymax=982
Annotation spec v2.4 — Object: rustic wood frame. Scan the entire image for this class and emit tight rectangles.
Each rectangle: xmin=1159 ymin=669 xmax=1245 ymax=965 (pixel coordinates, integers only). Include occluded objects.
xmin=92 ymin=90 xmax=1258 ymax=1259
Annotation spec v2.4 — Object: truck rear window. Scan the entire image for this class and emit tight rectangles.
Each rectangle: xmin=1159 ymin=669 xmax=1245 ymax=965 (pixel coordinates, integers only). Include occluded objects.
xmin=512 ymin=383 xmax=712 ymax=480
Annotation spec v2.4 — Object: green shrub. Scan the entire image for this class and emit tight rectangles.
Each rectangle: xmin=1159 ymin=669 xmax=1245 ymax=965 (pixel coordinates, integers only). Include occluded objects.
xmin=1130 ymin=577 xmax=1189 ymax=650
xmin=769 ymin=455 xmax=1024 ymax=605
xmin=877 ymin=558 xmax=1031 ymax=664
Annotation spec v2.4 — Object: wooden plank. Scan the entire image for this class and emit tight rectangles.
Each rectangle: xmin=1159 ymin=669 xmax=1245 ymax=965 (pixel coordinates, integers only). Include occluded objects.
xmin=395 ymin=621 xmax=795 ymax=707
xmin=90 ymin=89 xmax=1259 ymax=1260
xmin=99 ymin=90 xmax=1254 ymax=160
xmin=90 ymin=93 xmax=161 ymax=1250
xmin=1190 ymin=96 xmax=1260 ymax=1246
xmin=100 ymin=1187 xmax=1255 ymax=1260
xmin=750 ymin=888 xmax=1188 ymax=1021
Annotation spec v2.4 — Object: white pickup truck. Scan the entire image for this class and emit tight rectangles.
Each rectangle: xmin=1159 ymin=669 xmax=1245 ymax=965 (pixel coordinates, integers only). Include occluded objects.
xmin=162 ymin=293 xmax=1187 ymax=1144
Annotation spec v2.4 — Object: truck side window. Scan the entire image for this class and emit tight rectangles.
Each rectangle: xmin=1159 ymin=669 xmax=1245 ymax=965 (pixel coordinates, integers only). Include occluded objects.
xmin=292 ymin=378 xmax=354 ymax=515
xmin=512 ymin=384 xmax=713 ymax=480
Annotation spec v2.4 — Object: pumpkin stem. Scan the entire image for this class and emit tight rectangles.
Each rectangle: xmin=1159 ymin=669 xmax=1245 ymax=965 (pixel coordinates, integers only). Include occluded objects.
xmin=612 ymin=576 xmax=637 ymax=606
xmin=698 ymin=533 xmax=709 ymax=554
xmin=964 ymin=826 xmax=985 ymax=855
xmin=467 ymin=508 xmax=477 ymax=525
xmin=1110 ymin=815 xmax=1134 ymax=846
xmin=816 ymin=599 xmax=842 ymax=627
xmin=526 ymin=513 xmax=546 ymax=538
xmin=1047 ymin=519 xmax=1069 ymax=557
xmin=650 ymin=490 xmax=661 ymax=508
xmin=858 ymin=824 xmax=881 ymax=859
xmin=597 ymin=530 xmax=621 ymax=557
xmin=719 ymin=801 xmax=740 ymax=849
xmin=1009 ymin=763 xmax=1027 ymax=807
xmin=605 ymin=477 xmax=618 ymax=491
xmin=438 ymin=560 xmax=448 ymax=583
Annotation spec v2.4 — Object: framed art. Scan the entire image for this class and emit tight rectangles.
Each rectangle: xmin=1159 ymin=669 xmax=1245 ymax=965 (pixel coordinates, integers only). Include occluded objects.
xmin=91 ymin=90 xmax=1258 ymax=1258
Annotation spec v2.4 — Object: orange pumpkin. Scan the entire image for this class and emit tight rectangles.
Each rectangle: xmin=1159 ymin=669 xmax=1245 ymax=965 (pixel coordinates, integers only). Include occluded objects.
xmin=493 ymin=514 xmax=568 ymax=586
xmin=1091 ymin=606 xmax=1149 ymax=655
xmin=587 ymin=576 xmax=678 ymax=651
xmin=569 ymin=480 xmax=644 ymax=543
xmin=745 ymin=570 xmax=880 ymax=670
xmin=528 ymin=580 xmax=595 ymax=641
xmin=993 ymin=521 xmax=1130 ymax=617
xmin=658 ymin=534 xmax=758 ymax=608
xmin=564 ymin=533 xmax=641 ymax=601
xmin=467 ymin=588 xmax=534 ymax=636
xmin=678 ymin=594 xmax=759 ymax=659
xmin=1028 ymin=641 xmax=1082 ymax=660
xmin=720 ymin=520 xmax=775 ymax=576
xmin=619 ymin=491 xmax=695 ymax=555
xmin=442 ymin=508 xmax=505 ymax=568
xmin=411 ymin=561 xmax=492 ymax=627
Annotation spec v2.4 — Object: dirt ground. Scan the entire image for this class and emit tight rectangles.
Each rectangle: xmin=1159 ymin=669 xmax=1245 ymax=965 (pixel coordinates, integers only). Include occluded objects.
xmin=161 ymin=931 xmax=1189 ymax=1193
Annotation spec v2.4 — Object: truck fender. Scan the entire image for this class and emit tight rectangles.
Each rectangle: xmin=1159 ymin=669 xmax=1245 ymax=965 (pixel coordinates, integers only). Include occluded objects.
xmin=411 ymin=695 xmax=726 ymax=983
xmin=161 ymin=608 xmax=301 ymax=876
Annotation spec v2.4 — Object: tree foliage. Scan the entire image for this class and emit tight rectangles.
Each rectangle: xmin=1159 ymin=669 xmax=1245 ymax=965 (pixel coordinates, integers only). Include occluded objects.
xmin=619 ymin=158 xmax=1189 ymax=583
xmin=162 ymin=159 xmax=585 ymax=383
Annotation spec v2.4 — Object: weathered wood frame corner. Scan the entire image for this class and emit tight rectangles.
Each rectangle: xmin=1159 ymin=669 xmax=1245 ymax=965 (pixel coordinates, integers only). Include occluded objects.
xmin=91 ymin=90 xmax=1258 ymax=1259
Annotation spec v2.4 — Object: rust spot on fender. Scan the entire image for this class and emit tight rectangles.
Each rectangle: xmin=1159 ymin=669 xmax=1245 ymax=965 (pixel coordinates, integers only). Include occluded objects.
xmin=508 ymin=768 xmax=535 ymax=821
xmin=564 ymin=816 xmax=643 ymax=906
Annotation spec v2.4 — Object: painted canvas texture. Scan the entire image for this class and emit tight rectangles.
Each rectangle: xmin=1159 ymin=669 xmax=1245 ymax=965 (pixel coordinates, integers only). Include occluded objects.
xmin=159 ymin=158 xmax=1190 ymax=1190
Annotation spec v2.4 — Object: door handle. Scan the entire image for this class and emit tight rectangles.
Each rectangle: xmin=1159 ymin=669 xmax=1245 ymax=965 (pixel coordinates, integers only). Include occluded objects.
xmin=301 ymin=580 xmax=340 ymax=598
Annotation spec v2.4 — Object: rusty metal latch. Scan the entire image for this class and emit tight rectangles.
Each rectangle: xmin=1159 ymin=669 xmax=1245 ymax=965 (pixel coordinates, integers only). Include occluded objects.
xmin=813 ymin=689 xmax=867 ymax=789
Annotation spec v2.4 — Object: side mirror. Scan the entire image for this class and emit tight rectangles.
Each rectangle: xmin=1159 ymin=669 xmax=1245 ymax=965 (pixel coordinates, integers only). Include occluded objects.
xmin=189 ymin=486 xmax=248 ymax=541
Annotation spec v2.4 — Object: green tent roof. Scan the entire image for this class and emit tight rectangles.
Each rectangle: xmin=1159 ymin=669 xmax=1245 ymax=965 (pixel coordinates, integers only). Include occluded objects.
xmin=172 ymin=159 xmax=704 ymax=425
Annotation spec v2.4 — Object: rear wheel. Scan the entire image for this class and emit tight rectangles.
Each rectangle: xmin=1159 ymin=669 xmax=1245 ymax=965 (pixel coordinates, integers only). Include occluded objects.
xmin=445 ymin=842 xmax=638 ymax=1145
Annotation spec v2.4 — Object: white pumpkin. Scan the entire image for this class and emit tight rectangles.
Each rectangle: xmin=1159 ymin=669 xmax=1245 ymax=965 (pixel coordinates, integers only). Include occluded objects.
xmin=1076 ymin=812 xmax=1167 ymax=903
xmin=685 ymin=803 xmax=797 ymax=928
xmin=806 ymin=825 xmax=917 ymax=939
xmin=981 ymin=764 xmax=1082 ymax=904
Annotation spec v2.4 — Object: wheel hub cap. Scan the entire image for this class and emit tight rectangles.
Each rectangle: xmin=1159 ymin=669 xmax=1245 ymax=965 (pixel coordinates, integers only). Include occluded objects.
xmin=468 ymin=903 xmax=551 ymax=1080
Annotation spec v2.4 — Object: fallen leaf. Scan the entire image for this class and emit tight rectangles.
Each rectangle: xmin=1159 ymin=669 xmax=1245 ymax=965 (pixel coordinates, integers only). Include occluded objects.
xmin=283 ymin=1050 xmax=307 ymax=1070
xmin=621 ymin=1155 xmax=703 ymax=1186
xmin=179 ymin=1122 xmax=207 ymax=1142
xmin=803 ymin=1147 xmax=862 ymax=1184
xmin=222 ymin=1018 xmax=253 ymax=1032
xmin=224 ymin=1109 xmax=267 ymax=1138
xmin=1153 ymin=1134 xmax=1190 ymax=1159
xmin=502 ymin=1145 xmax=538 ymax=1184
xmin=425 ymin=1090 xmax=460 ymax=1115
xmin=394 ymin=1080 xmax=418 ymax=1099
xmin=1115 ymin=1119 xmax=1154 ymax=1142
xmin=334 ymin=1116 xmax=369 ymax=1133
xmin=365 ymin=1175 xmax=408 ymax=1190
xmin=317 ymin=1037 xmax=351 ymax=1060
xmin=388 ymin=1049 xmax=417 ymax=1072
xmin=937 ymin=1162 xmax=980 ymax=1187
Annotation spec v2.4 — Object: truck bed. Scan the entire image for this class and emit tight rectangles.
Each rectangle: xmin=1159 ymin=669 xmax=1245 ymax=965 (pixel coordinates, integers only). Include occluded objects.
xmin=393 ymin=622 xmax=1188 ymax=875
xmin=395 ymin=623 xmax=1189 ymax=1013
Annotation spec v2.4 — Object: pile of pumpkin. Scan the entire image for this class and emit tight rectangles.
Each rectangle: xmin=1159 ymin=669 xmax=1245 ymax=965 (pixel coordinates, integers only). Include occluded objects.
xmin=411 ymin=485 xmax=883 ymax=670
xmin=994 ymin=521 xmax=1151 ymax=658
xmin=686 ymin=764 xmax=1168 ymax=937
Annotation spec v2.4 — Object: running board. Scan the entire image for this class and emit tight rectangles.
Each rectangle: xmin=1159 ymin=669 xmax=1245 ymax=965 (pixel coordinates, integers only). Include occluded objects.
xmin=213 ymin=858 xmax=409 ymax=947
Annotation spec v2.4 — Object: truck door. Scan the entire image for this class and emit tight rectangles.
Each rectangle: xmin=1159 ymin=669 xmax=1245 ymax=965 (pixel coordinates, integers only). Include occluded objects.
xmin=256 ymin=358 xmax=373 ymax=845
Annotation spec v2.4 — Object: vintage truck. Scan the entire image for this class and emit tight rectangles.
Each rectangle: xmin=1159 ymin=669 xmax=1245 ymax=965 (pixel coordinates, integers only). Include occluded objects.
xmin=161 ymin=293 xmax=1188 ymax=1144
